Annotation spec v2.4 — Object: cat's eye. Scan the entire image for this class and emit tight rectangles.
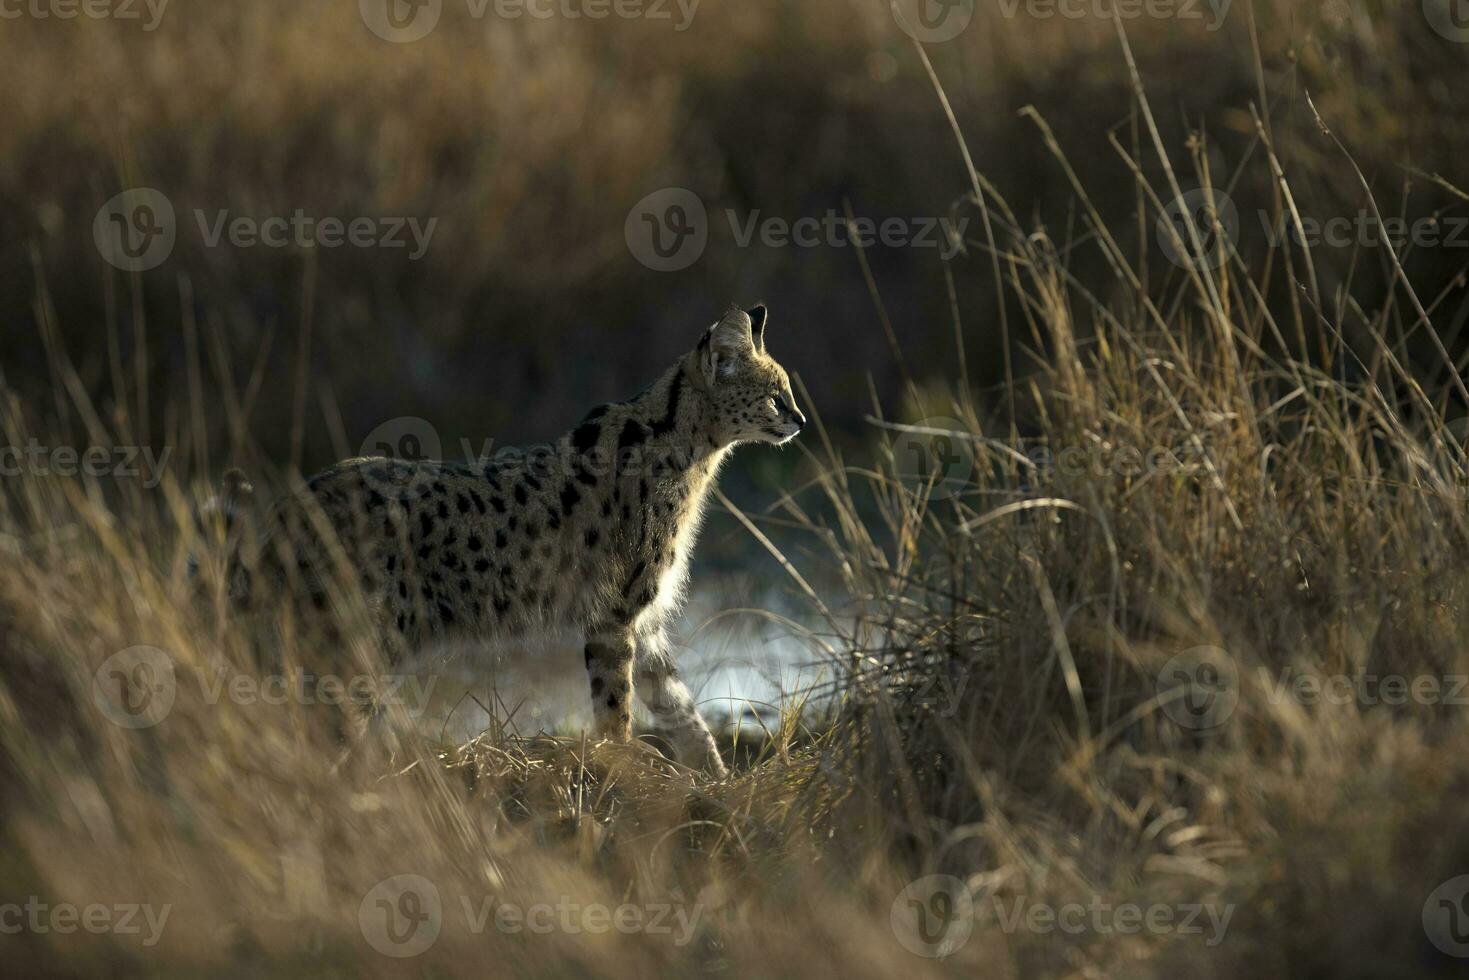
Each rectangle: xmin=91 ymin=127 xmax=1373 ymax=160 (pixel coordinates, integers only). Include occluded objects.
xmin=767 ymin=397 xmax=780 ymax=414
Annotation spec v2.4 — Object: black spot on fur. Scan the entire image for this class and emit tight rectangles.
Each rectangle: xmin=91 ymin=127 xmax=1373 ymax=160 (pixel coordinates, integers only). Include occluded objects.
xmin=585 ymin=528 xmax=600 ymax=549
xmin=560 ymin=483 xmax=580 ymax=514
xmin=468 ymin=534 xmax=483 ymax=552
xmin=572 ymin=421 xmax=601 ymax=453
xmin=514 ymin=484 xmax=528 ymax=506
xmin=617 ymin=419 xmax=648 ymax=452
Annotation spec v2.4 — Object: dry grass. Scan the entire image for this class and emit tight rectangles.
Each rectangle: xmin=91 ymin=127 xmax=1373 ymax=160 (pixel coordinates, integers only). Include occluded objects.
xmin=5 ymin=4 xmax=1469 ymax=978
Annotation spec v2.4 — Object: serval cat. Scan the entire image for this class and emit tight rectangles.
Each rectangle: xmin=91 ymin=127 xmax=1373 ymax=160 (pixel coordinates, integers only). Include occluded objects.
xmin=225 ymin=305 xmax=803 ymax=776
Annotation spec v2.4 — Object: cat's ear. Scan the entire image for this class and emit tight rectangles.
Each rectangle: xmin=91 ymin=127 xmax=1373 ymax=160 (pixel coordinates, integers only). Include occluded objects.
xmin=699 ymin=308 xmax=758 ymax=383
xmin=746 ymin=304 xmax=767 ymax=353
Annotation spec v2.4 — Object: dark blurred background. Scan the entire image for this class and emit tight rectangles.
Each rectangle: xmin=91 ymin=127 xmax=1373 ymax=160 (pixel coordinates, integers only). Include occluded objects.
xmin=2 ymin=0 xmax=1467 ymax=478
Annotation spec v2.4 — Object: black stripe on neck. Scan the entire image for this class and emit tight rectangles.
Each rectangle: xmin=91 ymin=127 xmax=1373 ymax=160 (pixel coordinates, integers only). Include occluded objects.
xmin=650 ymin=372 xmax=684 ymax=437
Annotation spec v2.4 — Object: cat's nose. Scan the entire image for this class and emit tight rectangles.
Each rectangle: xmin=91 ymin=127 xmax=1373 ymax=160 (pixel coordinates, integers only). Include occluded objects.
xmin=792 ymin=410 xmax=806 ymax=430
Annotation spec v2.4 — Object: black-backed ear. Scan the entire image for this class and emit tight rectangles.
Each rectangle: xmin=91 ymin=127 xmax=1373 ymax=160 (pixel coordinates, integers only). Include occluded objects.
xmin=747 ymin=304 xmax=767 ymax=352
xmin=699 ymin=309 xmax=756 ymax=384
